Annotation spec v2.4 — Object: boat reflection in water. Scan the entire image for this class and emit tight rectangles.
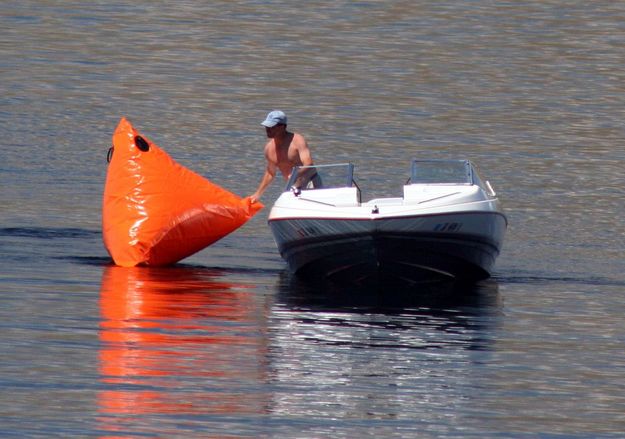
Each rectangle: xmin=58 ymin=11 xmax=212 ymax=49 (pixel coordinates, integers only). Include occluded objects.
xmin=97 ymin=265 xmax=270 ymax=438
xmin=268 ymin=275 xmax=504 ymax=426
xmin=276 ymin=270 xmax=503 ymax=318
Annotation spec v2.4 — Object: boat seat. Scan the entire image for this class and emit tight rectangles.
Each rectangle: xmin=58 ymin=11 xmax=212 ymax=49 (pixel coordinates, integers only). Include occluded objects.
xmin=299 ymin=186 xmax=360 ymax=207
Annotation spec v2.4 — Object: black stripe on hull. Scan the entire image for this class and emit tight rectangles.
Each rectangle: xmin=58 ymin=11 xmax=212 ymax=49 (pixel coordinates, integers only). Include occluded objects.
xmin=277 ymin=231 xmax=500 ymax=286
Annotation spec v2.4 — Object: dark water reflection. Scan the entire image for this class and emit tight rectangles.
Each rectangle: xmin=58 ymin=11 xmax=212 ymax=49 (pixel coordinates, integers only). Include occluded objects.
xmin=96 ymin=265 xmax=503 ymax=436
xmin=278 ymin=271 xmax=502 ymax=313
xmin=275 ymin=273 xmax=503 ymax=349
xmin=266 ymin=276 xmax=504 ymax=434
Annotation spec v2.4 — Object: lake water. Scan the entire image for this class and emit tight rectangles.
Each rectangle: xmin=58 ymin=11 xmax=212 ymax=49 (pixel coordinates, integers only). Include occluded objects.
xmin=2 ymin=1 xmax=625 ymax=437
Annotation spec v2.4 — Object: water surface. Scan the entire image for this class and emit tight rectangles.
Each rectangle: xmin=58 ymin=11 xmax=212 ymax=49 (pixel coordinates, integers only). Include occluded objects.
xmin=1 ymin=1 xmax=624 ymax=437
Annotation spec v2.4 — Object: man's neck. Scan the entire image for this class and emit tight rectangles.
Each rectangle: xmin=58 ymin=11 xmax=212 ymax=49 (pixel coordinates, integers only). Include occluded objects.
xmin=274 ymin=131 xmax=291 ymax=149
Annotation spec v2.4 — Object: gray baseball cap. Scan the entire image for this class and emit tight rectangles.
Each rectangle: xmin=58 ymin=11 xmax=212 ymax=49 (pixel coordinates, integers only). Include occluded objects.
xmin=261 ymin=110 xmax=287 ymax=127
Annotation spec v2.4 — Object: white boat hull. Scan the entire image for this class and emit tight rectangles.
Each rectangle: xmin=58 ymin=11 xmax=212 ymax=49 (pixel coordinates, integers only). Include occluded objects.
xmin=269 ymin=211 xmax=506 ymax=285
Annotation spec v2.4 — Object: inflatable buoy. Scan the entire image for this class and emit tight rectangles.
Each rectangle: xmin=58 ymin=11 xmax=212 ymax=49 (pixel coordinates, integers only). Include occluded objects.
xmin=102 ymin=117 xmax=263 ymax=267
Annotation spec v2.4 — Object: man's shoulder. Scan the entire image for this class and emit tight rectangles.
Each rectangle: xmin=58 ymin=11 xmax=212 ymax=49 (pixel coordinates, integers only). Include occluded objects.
xmin=291 ymin=131 xmax=308 ymax=146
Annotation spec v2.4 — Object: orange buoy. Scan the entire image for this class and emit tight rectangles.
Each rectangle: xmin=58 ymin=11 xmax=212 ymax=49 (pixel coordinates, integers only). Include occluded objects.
xmin=102 ymin=117 xmax=263 ymax=267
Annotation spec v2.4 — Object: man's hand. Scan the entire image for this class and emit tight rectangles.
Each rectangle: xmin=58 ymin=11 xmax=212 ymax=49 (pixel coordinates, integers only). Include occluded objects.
xmin=249 ymin=193 xmax=261 ymax=204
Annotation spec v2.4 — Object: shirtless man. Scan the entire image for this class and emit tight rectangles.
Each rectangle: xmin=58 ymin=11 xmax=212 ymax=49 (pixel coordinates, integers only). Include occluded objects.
xmin=250 ymin=110 xmax=317 ymax=203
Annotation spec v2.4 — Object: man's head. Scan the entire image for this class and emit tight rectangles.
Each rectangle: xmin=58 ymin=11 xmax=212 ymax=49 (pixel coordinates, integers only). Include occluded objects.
xmin=261 ymin=110 xmax=287 ymax=128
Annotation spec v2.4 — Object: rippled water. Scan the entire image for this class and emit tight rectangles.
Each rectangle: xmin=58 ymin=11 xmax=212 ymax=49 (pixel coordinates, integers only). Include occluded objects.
xmin=2 ymin=1 xmax=625 ymax=437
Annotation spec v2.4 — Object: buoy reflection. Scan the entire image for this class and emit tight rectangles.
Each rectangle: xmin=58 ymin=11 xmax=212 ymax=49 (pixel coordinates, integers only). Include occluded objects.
xmin=97 ymin=265 xmax=269 ymax=436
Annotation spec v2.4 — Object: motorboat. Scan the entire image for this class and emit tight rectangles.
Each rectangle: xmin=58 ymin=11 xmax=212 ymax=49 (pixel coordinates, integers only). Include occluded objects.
xmin=268 ymin=160 xmax=507 ymax=285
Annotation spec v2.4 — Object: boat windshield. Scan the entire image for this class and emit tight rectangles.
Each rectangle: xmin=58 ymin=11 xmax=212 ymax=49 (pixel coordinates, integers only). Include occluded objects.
xmin=410 ymin=159 xmax=474 ymax=184
xmin=285 ymin=163 xmax=355 ymax=191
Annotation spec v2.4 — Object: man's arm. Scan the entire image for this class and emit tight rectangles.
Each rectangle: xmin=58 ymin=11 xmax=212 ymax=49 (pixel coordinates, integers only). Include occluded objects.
xmin=296 ymin=135 xmax=314 ymax=167
xmin=250 ymin=162 xmax=277 ymax=203
xmin=292 ymin=135 xmax=316 ymax=188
